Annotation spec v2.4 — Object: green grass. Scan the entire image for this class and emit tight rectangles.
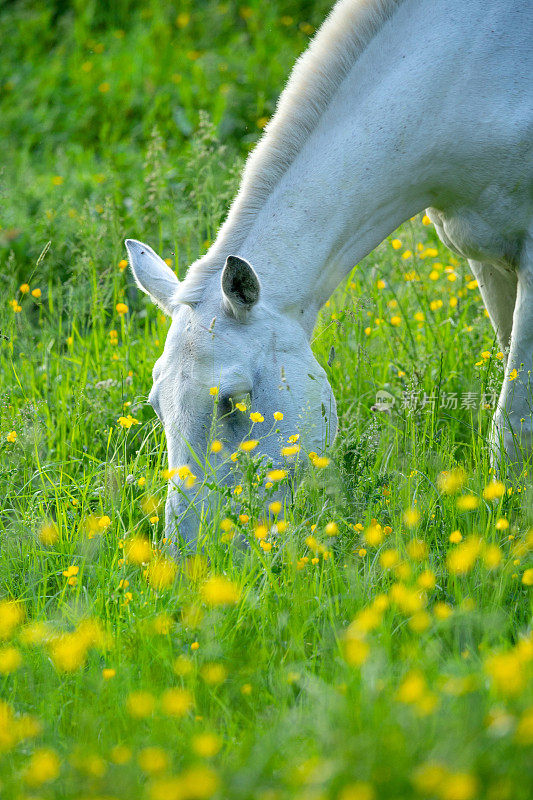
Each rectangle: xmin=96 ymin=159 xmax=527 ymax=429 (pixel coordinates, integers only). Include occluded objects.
xmin=1 ymin=1 xmax=532 ymax=798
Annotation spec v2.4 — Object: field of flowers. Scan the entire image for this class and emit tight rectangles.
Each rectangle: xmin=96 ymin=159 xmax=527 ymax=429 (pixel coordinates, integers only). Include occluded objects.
xmin=1 ymin=1 xmax=532 ymax=798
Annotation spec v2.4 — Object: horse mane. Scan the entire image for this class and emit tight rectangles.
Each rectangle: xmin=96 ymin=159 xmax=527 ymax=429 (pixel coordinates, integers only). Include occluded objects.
xmin=177 ymin=0 xmax=404 ymax=304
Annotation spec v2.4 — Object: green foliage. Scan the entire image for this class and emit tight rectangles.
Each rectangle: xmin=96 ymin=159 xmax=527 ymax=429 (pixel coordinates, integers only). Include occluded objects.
xmin=0 ymin=2 xmax=532 ymax=799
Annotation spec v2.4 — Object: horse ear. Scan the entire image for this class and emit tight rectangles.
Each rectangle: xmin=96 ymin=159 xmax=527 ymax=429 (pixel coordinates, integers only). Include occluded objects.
xmin=125 ymin=239 xmax=181 ymax=315
xmin=221 ymin=255 xmax=260 ymax=321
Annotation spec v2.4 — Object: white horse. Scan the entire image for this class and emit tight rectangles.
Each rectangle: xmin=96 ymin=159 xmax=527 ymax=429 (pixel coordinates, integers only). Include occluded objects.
xmin=126 ymin=0 xmax=533 ymax=546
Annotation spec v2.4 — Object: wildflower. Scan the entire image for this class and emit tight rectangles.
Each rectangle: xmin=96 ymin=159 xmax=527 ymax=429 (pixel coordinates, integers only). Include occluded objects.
xmin=115 ymin=302 xmax=128 ymax=315
xmin=193 ymin=733 xmax=222 ymax=758
xmin=449 ymin=530 xmax=462 ymax=543
xmin=402 ymin=250 xmax=412 ymax=259
xmin=365 ymin=522 xmax=383 ymax=546
xmin=380 ymin=549 xmax=399 ymax=569
xmin=24 ymin=748 xmax=60 ymax=786
xmin=138 ymin=747 xmax=169 ymax=774
xmin=390 ymin=315 xmax=402 ymax=326
xmin=422 ymin=214 xmax=431 ymax=225
xmin=9 ymin=299 xmax=22 ymax=312
xmin=515 ymin=707 xmax=533 ymax=744
xmin=117 ymin=414 xmax=139 ymax=429
xmin=267 ymin=469 xmax=287 ymax=482
xmin=201 ymin=576 xmax=240 ymax=606
xmin=456 ymin=494 xmax=480 ymax=510
xmin=310 ymin=454 xmax=330 ymax=468
xmin=440 ymin=773 xmax=478 ymax=800
xmin=418 ymin=570 xmax=436 ymax=590
xmin=98 ymin=81 xmax=110 ymax=93
xmin=269 ymin=501 xmax=282 ymax=515
xmin=62 ymin=565 xmax=79 ymax=586
xmin=406 ymin=539 xmax=428 ymax=560
xmin=391 ymin=238 xmax=402 ymax=249
xmin=281 ymin=444 xmax=300 ymax=457
xmin=210 ymin=440 xmax=223 ymax=453
xmin=483 ymin=544 xmax=502 ymax=569
xmin=343 ymin=633 xmax=370 ymax=667
xmin=191 ymin=641 xmax=200 ymax=651
xmin=161 ymin=687 xmax=193 ymax=717
xmin=339 ymin=782 xmax=375 ymax=800
xmin=125 ymin=536 xmax=153 ymax=565
xmin=0 ymin=646 xmax=22 ymax=674
xmin=437 ymin=467 xmax=467 ymax=495
xmin=148 ymin=558 xmax=177 ymax=590
xmin=235 ymin=402 xmax=247 ymax=412
xmin=102 ymin=668 xmax=115 ymax=680
xmin=19 ymin=283 xmax=30 ymax=293
xmin=97 ymin=514 xmax=111 ymax=530
xmin=325 ymin=521 xmax=339 ymax=536
xmin=377 ymin=279 xmax=386 ymax=289
xmin=447 ymin=536 xmax=481 ymax=575
xmin=239 ymin=439 xmax=258 ymax=452
xmin=6 ymin=431 xmax=17 ymax=443
xmin=434 ymin=602 xmax=452 ymax=620
xmin=201 ymin=663 xmax=227 ymax=684
xmin=110 ymin=745 xmax=132 ymax=764
xmin=483 ymin=480 xmax=505 ymax=500
xmin=403 ymin=507 xmax=420 ymax=527
xmin=126 ymin=691 xmax=156 ymax=718
xmin=31 ymin=288 xmax=41 ymax=298
xmin=250 ymin=411 xmax=264 ymax=423
xmin=397 ymin=670 xmax=426 ymax=703
xmin=495 ymin=517 xmax=509 ymax=530
xmin=119 ymin=259 xmax=128 ymax=271
xmin=522 ymin=568 xmax=533 ymax=586
xmin=508 ymin=368 xmax=518 ymax=381
xmin=273 ymin=411 xmax=283 ymax=420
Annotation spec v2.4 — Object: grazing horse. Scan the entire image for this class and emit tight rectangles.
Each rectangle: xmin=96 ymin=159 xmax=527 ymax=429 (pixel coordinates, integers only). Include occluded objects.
xmin=126 ymin=0 xmax=533 ymax=547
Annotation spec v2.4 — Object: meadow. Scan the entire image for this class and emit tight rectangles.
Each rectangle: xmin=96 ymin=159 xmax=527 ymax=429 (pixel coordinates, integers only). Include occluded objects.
xmin=0 ymin=1 xmax=532 ymax=798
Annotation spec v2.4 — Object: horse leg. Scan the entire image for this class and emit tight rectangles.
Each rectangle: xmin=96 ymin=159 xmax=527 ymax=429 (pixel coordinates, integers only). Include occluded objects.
xmin=468 ymin=260 xmax=517 ymax=357
xmin=487 ymin=245 xmax=533 ymax=469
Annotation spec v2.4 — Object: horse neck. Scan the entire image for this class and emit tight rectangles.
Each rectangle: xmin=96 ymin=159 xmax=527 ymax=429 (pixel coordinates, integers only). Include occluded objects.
xmin=203 ymin=0 xmax=485 ymax=335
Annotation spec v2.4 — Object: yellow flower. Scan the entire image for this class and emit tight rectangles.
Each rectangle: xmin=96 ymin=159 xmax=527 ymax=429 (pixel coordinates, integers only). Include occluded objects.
xmin=209 ymin=386 xmax=219 ymax=396
xmin=119 ymin=259 xmax=128 ymax=271
xmin=406 ymin=539 xmax=428 ymax=560
xmin=422 ymin=214 xmax=431 ymax=225
xmin=437 ymin=467 xmax=467 ymax=495
xmin=6 ymin=431 xmax=17 ymax=443
xmin=325 ymin=521 xmax=339 ymax=536
xmin=161 ymin=687 xmax=193 ymax=717
xmin=364 ymin=522 xmax=383 ymax=546
xmin=483 ymin=481 xmax=505 ymax=500
xmin=281 ymin=444 xmax=300 ymax=457
xmin=115 ymin=302 xmax=128 ymax=314
xmin=52 ymin=175 xmax=63 ymax=186
xmin=19 ymin=283 xmax=30 ymax=294
xmin=267 ymin=469 xmax=287 ymax=482
xmin=239 ymin=439 xmax=258 ymax=452
xmin=397 ymin=670 xmax=426 ymax=703
xmin=125 ymin=536 xmax=153 ymax=565
xmin=210 ymin=440 xmax=223 ymax=453
xmin=138 ymin=747 xmax=168 ymax=774
xmin=403 ymin=508 xmax=420 ymax=527
xmin=110 ymin=745 xmax=131 ymax=764
xmin=102 ymin=668 xmax=115 ymax=680
xmin=434 ymin=602 xmax=452 ymax=620
xmin=250 ymin=411 xmax=264 ymax=423
xmin=201 ymin=662 xmax=227 ymax=684
xmin=456 ymin=494 xmax=480 ymax=510
xmin=449 ymin=530 xmax=462 ymax=544
xmin=522 ymin=568 xmax=533 ymax=586
xmin=117 ymin=414 xmax=139 ymax=428
xmin=269 ymin=501 xmax=282 ymax=515
xmin=508 ymin=368 xmax=518 ymax=381
xmin=343 ymin=633 xmax=370 ymax=667
xmin=201 ymin=576 xmax=240 ymax=606
xmin=148 ymin=558 xmax=177 ymax=590
xmin=495 ymin=517 xmax=509 ymax=530
xmin=0 ymin=646 xmax=22 ymax=674
xmin=401 ymin=250 xmax=412 ymax=259
xmin=310 ymin=454 xmax=330 ymax=468
xmin=515 ymin=707 xmax=533 ymax=744
xmin=390 ymin=315 xmax=402 ymax=327
xmin=440 ymin=773 xmax=478 ymax=800
xmin=338 ymin=782 xmax=375 ymax=800
xmin=260 ymin=540 xmax=272 ymax=552
xmin=273 ymin=411 xmax=283 ymax=420
xmin=192 ymin=732 xmax=222 ymax=758
xmin=126 ymin=691 xmax=156 ymax=718
xmin=391 ymin=238 xmax=402 ymax=249
xmin=24 ymin=748 xmax=60 ymax=786
xmin=98 ymin=81 xmax=110 ymax=93
xmin=31 ymin=288 xmax=41 ymax=298
xmin=235 ymin=401 xmax=247 ymax=412
xmin=447 ymin=536 xmax=481 ymax=575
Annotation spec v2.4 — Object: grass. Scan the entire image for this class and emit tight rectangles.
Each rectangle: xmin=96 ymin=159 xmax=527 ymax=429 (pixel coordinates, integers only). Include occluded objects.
xmin=1 ymin=1 xmax=532 ymax=798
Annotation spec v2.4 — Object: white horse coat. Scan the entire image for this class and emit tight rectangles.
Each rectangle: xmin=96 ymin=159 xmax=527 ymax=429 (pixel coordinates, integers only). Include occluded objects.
xmin=127 ymin=0 xmax=533 ymax=545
